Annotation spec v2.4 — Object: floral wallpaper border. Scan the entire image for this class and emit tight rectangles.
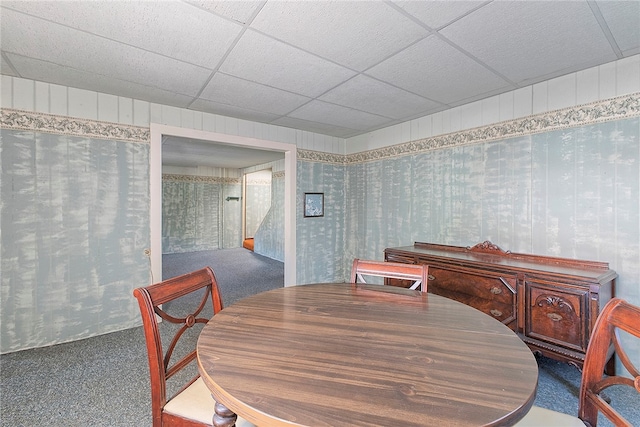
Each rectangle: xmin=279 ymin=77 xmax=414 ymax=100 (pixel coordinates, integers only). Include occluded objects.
xmin=296 ymin=150 xmax=346 ymax=165
xmin=1 ymin=108 xmax=149 ymax=143
xmin=3 ymin=92 xmax=639 ymax=163
xmin=340 ymin=92 xmax=640 ymax=164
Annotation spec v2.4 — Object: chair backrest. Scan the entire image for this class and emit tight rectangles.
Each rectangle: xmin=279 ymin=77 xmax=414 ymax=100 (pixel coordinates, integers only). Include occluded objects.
xmin=578 ymin=298 xmax=640 ymax=427
xmin=133 ymin=267 xmax=223 ymax=426
xmin=350 ymin=259 xmax=429 ymax=293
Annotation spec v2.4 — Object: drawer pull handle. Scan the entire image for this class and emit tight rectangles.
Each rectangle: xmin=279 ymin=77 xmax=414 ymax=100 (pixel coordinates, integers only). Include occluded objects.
xmin=490 ymin=309 xmax=502 ymax=317
xmin=427 ymin=274 xmax=436 ymax=281
xmin=547 ymin=313 xmax=563 ymax=322
xmin=490 ymin=287 xmax=502 ymax=295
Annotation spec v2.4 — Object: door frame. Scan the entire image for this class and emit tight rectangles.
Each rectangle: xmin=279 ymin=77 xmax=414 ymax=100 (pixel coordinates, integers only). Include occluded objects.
xmin=150 ymin=124 xmax=297 ymax=286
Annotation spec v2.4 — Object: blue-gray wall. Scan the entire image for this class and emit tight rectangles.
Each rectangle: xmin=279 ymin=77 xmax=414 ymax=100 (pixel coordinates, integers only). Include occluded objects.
xmin=1 ymin=112 xmax=639 ymax=357
xmin=254 ymin=173 xmax=284 ymax=261
xmin=1 ymin=129 xmax=150 ymax=352
xmin=161 ymin=176 xmax=243 ymax=254
xmin=344 ymin=117 xmax=640 ymax=307
xmin=296 ymin=161 xmax=346 ymax=284
xmin=245 ymin=171 xmax=272 ymax=238
xmin=221 ymin=181 xmax=243 ymax=249
xmin=162 ymin=179 xmax=221 ymax=253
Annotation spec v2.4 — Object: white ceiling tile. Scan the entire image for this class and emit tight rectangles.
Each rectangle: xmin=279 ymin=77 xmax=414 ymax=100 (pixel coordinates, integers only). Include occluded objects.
xmin=1 ymin=10 xmax=211 ymax=96
xmin=220 ymin=30 xmax=356 ymax=97
xmin=392 ymin=0 xmax=485 ymax=29
xmin=189 ymin=98 xmax=282 ymax=124
xmin=596 ymin=1 xmax=640 ymax=54
xmin=272 ymin=116 xmax=361 ymax=139
xmin=199 ymin=73 xmax=311 ymax=116
xmin=440 ymin=1 xmax=617 ymax=84
xmin=367 ymin=36 xmax=511 ymax=105
xmin=1 ymin=0 xmax=638 ymax=139
xmin=2 ymin=1 xmax=243 ymax=69
xmin=288 ymin=100 xmax=393 ymax=131
xmin=1 ymin=56 xmax=18 ymax=77
xmin=162 ymin=137 xmax=283 ymax=168
xmin=6 ymin=54 xmax=194 ymax=107
xmin=319 ymin=74 xmax=441 ymax=120
xmin=251 ymin=1 xmax=429 ymax=71
xmin=185 ymin=0 xmax=263 ymax=25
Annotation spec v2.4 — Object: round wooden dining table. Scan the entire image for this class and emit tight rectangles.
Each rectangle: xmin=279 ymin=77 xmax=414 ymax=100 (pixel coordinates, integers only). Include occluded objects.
xmin=197 ymin=283 xmax=538 ymax=427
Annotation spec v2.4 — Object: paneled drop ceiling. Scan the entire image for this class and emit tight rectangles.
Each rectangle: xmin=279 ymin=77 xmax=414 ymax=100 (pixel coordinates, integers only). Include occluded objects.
xmin=1 ymin=0 xmax=639 ymax=142
xmin=161 ymin=135 xmax=286 ymax=168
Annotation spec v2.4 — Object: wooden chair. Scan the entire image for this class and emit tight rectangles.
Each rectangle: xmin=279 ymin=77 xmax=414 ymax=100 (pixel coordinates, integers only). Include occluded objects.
xmin=133 ymin=267 xmax=253 ymax=427
xmin=350 ymin=258 xmax=429 ymax=293
xmin=516 ymin=298 xmax=640 ymax=427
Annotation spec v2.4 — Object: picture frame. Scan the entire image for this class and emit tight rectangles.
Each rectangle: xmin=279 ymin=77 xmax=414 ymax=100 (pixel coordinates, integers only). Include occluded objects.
xmin=304 ymin=192 xmax=324 ymax=217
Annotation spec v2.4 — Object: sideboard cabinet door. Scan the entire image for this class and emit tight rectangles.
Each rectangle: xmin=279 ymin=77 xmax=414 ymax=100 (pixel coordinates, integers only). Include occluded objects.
xmin=525 ymin=280 xmax=589 ymax=353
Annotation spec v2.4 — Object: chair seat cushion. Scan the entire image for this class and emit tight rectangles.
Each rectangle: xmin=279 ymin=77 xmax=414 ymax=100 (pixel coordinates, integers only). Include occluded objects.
xmin=164 ymin=377 xmax=254 ymax=426
xmin=514 ymin=405 xmax=585 ymax=426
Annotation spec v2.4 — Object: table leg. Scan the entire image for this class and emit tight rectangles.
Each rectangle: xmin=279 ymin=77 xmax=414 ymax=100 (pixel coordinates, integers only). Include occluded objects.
xmin=213 ymin=400 xmax=238 ymax=427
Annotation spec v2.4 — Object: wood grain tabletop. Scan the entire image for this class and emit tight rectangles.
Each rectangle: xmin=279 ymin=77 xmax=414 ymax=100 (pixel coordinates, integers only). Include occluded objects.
xmin=197 ymin=283 xmax=538 ymax=427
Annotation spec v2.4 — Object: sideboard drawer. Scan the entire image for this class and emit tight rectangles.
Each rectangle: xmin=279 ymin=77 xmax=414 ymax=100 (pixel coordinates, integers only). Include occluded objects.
xmin=428 ymin=267 xmax=517 ymax=329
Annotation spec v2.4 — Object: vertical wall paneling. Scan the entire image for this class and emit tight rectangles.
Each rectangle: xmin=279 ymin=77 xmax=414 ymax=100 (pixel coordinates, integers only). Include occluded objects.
xmin=431 ymin=111 xmax=444 ymax=137
xmin=118 ymin=97 xmax=133 ymax=125
xmin=577 ymin=67 xmax=600 ymax=105
xmin=532 ymin=81 xmax=549 ymax=115
xmin=513 ymin=86 xmax=533 ymax=119
xmin=162 ymin=178 xmax=222 ymax=254
xmin=97 ymin=93 xmax=118 ymax=123
xmin=399 ymin=121 xmax=411 ymax=145
xmin=296 ymin=161 xmax=345 ymax=284
xmin=49 ymin=83 xmax=68 ymax=116
xmin=617 ymin=56 xmax=640 ymax=95
xmin=1 ymin=75 xmax=13 ymax=108
xmin=498 ymin=91 xmax=515 ymax=122
xmin=410 ymin=152 xmax=433 ymax=244
xmin=599 ymin=61 xmax=618 ymax=100
xmin=245 ymin=170 xmax=272 ymax=238
xmin=68 ymin=87 xmax=98 ymax=120
xmin=441 ymin=109 xmax=453 ymax=134
xmin=481 ymin=96 xmax=500 ymax=126
xmin=609 ymin=120 xmax=640 ymax=304
xmin=254 ymin=173 xmax=285 ymax=261
xmin=222 ymin=181 xmax=242 ymax=249
xmin=547 ymin=73 xmax=577 ymax=111
xmin=132 ymin=99 xmax=150 ymax=127
xmin=448 ymin=107 xmax=462 ymax=133
xmin=13 ymin=78 xmax=34 ymax=111
xmin=343 ymin=161 xmax=367 ymax=271
xmin=160 ymin=104 xmax=182 ymax=127
xmin=237 ymin=118 xmax=253 ymax=139
xmin=34 ymin=81 xmax=49 ymax=114
xmin=1 ymin=129 xmax=150 ymax=353
xmin=180 ymin=108 xmax=196 ymax=130
xmin=460 ymin=100 xmax=482 ymax=129
xmin=342 ymin=117 xmax=639 ymax=373
xmin=1 ymin=55 xmax=638 ymax=355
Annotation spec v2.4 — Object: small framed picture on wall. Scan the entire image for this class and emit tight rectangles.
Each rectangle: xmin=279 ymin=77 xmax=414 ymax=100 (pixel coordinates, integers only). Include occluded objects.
xmin=304 ymin=192 xmax=324 ymax=217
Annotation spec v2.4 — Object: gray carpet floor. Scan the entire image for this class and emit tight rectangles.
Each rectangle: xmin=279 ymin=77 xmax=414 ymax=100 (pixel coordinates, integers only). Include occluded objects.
xmin=1 ymin=248 xmax=638 ymax=426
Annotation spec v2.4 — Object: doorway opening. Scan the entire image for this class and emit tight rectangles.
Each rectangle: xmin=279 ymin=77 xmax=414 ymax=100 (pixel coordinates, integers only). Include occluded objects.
xmin=243 ymin=168 xmax=272 ymax=250
xmin=150 ymin=124 xmax=297 ymax=286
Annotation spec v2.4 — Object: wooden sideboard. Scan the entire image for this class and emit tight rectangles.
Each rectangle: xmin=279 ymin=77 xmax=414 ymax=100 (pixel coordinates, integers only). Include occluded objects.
xmin=384 ymin=241 xmax=617 ymax=371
